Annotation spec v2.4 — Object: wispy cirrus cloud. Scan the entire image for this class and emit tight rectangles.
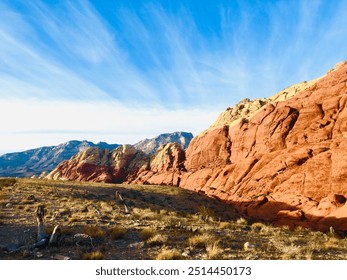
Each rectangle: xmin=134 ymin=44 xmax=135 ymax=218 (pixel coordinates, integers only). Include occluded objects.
xmin=1 ymin=0 xmax=347 ymax=153
xmin=0 ymin=0 xmax=251 ymax=108
xmin=0 ymin=2 xmax=111 ymax=101
xmin=2 ymin=0 xmax=347 ymax=107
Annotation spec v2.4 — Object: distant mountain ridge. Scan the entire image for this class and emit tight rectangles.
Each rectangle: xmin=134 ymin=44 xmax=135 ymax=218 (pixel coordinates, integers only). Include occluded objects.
xmin=0 ymin=132 xmax=193 ymax=178
xmin=0 ymin=140 xmax=119 ymax=178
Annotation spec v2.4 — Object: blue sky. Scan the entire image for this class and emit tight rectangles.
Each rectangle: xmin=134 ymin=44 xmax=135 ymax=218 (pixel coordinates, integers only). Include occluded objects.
xmin=1 ymin=0 xmax=347 ymax=154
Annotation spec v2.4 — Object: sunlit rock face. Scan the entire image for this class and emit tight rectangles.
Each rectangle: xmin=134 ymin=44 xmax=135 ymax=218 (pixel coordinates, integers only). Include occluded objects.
xmin=47 ymin=145 xmax=149 ymax=183
xmin=180 ymin=61 xmax=347 ymax=231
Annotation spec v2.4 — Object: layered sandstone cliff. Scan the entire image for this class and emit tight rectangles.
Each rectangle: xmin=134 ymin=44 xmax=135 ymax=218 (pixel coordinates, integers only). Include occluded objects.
xmin=177 ymin=61 xmax=347 ymax=231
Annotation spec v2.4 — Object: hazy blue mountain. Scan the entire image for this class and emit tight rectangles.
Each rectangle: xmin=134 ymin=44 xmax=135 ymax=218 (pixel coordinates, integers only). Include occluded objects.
xmin=0 ymin=140 xmax=119 ymax=177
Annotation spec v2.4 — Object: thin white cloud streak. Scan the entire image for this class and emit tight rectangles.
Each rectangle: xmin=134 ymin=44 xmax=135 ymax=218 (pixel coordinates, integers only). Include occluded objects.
xmin=116 ymin=4 xmax=251 ymax=108
xmin=27 ymin=0 xmax=162 ymax=104
xmin=0 ymin=5 xmax=110 ymax=101
xmin=26 ymin=0 xmax=118 ymax=65
xmin=217 ymin=0 xmax=347 ymax=98
xmin=0 ymin=1 xmax=158 ymax=104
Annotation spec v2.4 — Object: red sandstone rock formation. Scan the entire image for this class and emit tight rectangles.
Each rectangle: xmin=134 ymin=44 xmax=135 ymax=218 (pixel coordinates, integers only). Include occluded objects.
xmin=47 ymin=142 xmax=186 ymax=185
xmin=47 ymin=145 xmax=149 ymax=183
xmin=177 ymin=61 xmax=347 ymax=231
xmin=133 ymin=142 xmax=186 ymax=186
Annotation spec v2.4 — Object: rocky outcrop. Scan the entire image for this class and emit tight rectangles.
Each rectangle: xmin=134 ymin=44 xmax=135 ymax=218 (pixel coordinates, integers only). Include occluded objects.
xmin=127 ymin=61 xmax=347 ymax=231
xmin=47 ymin=145 xmax=149 ymax=183
xmin=47 ymin=145 xmax=148 ymax=183
xmin=0 ymin=140 xmax=119 ymax=178
xmin=47 ymin=132 xmax=192 ymax=184
xmin=177 ymin=61 xmax=347 ymax=231
xmin=47 ymin=143 xmax=186 ymax=185
xmin=208 ymin=76 xmax=318 ymax=131
xmin=132 ymin=142 xmax=186 ymax=186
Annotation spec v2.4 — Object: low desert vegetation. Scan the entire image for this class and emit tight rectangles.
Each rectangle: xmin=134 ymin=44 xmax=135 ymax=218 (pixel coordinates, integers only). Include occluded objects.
xmin=147 ymin=234 xmax=168 ymax=246
xmin=155 ymin=248 xmax=184 ymax=260
xmin=206 ymin=241 xmax=223 ymax=259
xmin=83 ymin=225 xmax=106 ymax=239
xmin=1 ymin=178 xmax=347 ymax=260
xmin=82 ymin=250 xmax=104 ymax=260
xmin=140 ymin=227 xmax=156 ymax=241
xmin=188 ymin=233 xmax=215 ymax=249
xmin=108 ymin=226 xmax=127 ymax=240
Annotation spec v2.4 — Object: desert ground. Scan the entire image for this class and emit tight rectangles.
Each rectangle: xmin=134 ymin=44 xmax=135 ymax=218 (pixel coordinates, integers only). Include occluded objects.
xmin=1 ymin=178 xmax=347 ymax=260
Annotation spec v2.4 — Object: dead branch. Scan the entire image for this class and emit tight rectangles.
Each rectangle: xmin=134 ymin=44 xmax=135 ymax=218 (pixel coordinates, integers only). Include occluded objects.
xmin=91 ymin=204 xmax=103 ymax=218
xmin=49 ymin=225 xmax=61 ymax=246
xmin=115 ymin=191 xmax=131 ymax=214
xmin=36 ymin=205 xmax=47 ymax=242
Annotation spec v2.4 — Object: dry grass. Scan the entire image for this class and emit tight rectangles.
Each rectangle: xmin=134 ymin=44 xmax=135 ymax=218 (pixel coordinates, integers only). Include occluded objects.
xmin=188 ymin=233 xmax=216 ymax=249
xmin=140 ymin=227 xmax=156 ymax=241
xmin=132 ymin=208 xmax=159 ymax=220
xmin=206 ymin=241 xmax=223 ymax=259
xmin=147 ymin=234 xmax=168 ymax=246
xmin=280 ymin=245 xmax=302 ymax=260
xmin=83 ymin=225 xmax=106 ymax=238
xmin=236 ymin=217 xmax=248 ymax=225
xmin=324 ymin=237 xmax=340 ymax=250
xmin=0 ymin=178 xmax=16 ymax=186
xmin=82 ymin=250 xmax=104 ymax=260
xmin=304 ymin=247 xmax=314 ymax=260
xmin=218 ymin=221 xmax=232 ymax=229
xmin=108 ymin=226 xmax=127 ymax=240
xmin=251 ymin=222 xmax=266 ymax=231
xmin=2 ymin=178 xmax=347 ymax=260
xmin=68 ymin=217 xmax=78 ymax=224
xmin=251 ymin=222 xmax=277 ymax=235
xmin=198 ymin=206 xmax=215 ymax=220
xmin=155 ymin=248 xmax=184 ymax=260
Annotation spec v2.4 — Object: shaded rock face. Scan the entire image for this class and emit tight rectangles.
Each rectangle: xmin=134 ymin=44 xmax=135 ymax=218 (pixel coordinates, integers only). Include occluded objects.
xmin=178 ymin=61 xmax=347 ymax=231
